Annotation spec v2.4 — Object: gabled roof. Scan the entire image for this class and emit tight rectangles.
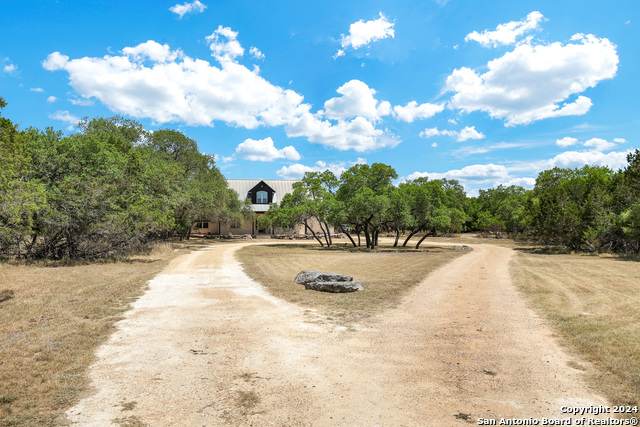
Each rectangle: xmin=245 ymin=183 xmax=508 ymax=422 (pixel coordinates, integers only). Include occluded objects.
xmin=226 ymin=179 xmax=299 ymax=211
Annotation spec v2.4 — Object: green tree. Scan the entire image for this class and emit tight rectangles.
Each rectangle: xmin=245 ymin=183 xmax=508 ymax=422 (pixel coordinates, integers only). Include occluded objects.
xmin=335 ymin=163 xmax=398 ymax=249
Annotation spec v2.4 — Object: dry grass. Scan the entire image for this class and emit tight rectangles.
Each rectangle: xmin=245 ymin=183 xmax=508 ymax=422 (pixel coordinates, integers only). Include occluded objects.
xmin=0 ymin=243 xmax=179 ymax=426
xmin=237 ymin=243 xmax=466 ymax=323
xmin=511 ymin=251 xmax=640 ymax=409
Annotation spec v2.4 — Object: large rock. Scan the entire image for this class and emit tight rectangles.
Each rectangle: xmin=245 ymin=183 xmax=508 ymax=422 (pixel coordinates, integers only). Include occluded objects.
xmin=304 ymin=281 xmax=365 ymax=293
xmin=294 ymin=270 xmax=353 ymax=285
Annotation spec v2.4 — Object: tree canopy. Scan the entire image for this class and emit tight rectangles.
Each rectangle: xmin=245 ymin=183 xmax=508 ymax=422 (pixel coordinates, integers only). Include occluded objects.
xmin=0 ymin=103 xmax=244 ymax=259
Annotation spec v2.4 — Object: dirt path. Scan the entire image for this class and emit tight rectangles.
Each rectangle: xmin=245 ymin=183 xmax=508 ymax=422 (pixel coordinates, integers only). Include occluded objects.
xmin=66 ymin=242 xmax=608 ymax=426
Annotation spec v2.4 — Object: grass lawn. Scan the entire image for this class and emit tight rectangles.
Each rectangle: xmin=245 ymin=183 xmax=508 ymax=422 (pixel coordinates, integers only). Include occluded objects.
xmin=0 ymin=243 xmax=184 ymax=427
xmin=236 ymin=242 xmax=467 ymax=323
xmin=511 ymin=250 xmax=640 ymax=410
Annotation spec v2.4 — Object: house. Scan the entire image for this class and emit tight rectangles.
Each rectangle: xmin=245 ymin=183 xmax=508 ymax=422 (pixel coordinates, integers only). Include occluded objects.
xmin=192 ymin=179 xmax=327 ymax=237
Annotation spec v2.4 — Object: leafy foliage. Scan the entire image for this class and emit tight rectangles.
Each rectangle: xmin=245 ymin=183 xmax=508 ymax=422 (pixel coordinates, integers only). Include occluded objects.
xmin=0 ymin=102 xmax=241 ymax=259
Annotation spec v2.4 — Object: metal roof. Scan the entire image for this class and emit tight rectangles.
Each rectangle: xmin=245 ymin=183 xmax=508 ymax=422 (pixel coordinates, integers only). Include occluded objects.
xmin=226 ymin=179 xmax=299 ymax=212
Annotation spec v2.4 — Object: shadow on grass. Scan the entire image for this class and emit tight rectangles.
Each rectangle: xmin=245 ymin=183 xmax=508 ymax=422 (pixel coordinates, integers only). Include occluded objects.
xmin=249 ymin=242 xmax=451 ymax=254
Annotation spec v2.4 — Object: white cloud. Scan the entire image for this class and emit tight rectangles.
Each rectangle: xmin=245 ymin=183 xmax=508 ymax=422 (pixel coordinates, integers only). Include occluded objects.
xmin=543 ymin=149 xmax=632 ymax=171
xmin=333 ymin=49 xmax=345 ymax=60
xmin=3 ymin=64 xmax=17 ymax=74
xmin=235 ymin=137 xmax=300 ymax=161
xmin=431 ymin=142 xmax=438 ymax=148
xmin=213 ymin=154 xmax=234 ymax=163
xmin=465 ymin=11 xmax=544 ymax=48
xmin=458 ymin=126 xmax=485 ymax=141
xmin=337 ymin=12 xmax=394 ymax=56
xmin=419 ymin=126 xmax=485 ymax=142
xmin=169 ymin=0 xmax=206 ymax=18
xmin=69 ymin=98 xmax=94 ymax=106
xmin=206 ymin=26 xmax=244 ymax=62
xmin=42 ymin=42 xmax=302 ymax=129
xmin=322 ymin=80 xmax=391 ymax=122
xmin=276 ymin=158 xmax=367 ymax=180
xmin=249 ymin=47 xmax=264 ymax=60
xmin=583 ymin=137 xmax=617 ymax=152
xmin=556 ymin=136 xmax=579 ymax=147
xmin=286 ymin=111 xmax=398 ymax=152
xmin=556 ymin=136 xmax=625 ymax=151
xmin=122 ymin=40 xmax=183 ymax=63
xmin=407 ymin=163 xmax=540 ymax=195
xmin=42 ymin=52 xmax=69 ymax=71
xmin=49 ymin=110 xmax=80 ymax=125
xmin=30 ymin=87 xmax=44 ymax=92
xmin=446 ymin=34 xmax=618 ymax=125
xmin=44 ymin=37 xmax=397 ymax=153
xmin=47 ymin=96 xmax=57 ymax=103
xmin=393 ymin=101 xmax=444 ymax=122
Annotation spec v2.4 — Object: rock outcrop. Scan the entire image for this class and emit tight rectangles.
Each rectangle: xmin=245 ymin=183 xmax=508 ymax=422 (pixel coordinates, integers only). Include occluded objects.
xmin=294 ymin=270 xmax=364 ymax=293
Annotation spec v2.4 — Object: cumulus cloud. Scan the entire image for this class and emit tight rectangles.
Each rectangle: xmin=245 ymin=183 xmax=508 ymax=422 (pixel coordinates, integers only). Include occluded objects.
xmin=393 ymin=101 xmax=444 ymax=122
xmin=276 ymin=158 xmax=367 ymax=180
xmin=465 ymin=11 xmax=544 ymax=48
xmin=122 ymin=40 xmax=183 ymax=62
xmin=42 ymin=42 xmax=302 ymax=129
xmin=556 ymin=136 xmax=579 ymax=147
xmin=235 ymin=137 xmax=300 ymax=161
xmin=249 ymin=47 xmax=264 ymax=60
xmin=446 ymin=34 xmax=618 ymax=125
xmin=43 ymin=34 xmax=398 ymax=152
xmin=3 ymin=63 xmax=17 ymax=74
xmin=169 ymin=0 xmax=206 ymax=18
xmin=206 ymin=26 xmax=244 ymax=62
xmin=30 ymin=87 xmax=44 ymax=92
xmin=47 ymin=96 xmax=57 ymax=103
xmin=541 ymin=149 xmax=632 ymax=171
xmin=556 ymin=136 xmax=625 ymax=151
xmin=49 ymin=110 xmax=80 ymax=124
xmin=419 ymin=126 xmax=485 ymax=142
xmin=337 ymin=12 xmax=394 ymax=57
xmin=286 ymin=111 xmax=398 ymax=152
xmin=322 ymin=80 xmax=391 ymax=122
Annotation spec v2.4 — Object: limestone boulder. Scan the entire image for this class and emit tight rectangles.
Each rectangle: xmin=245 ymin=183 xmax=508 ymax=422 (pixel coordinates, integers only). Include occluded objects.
xmin=294 ymin=270 xmax=353 ymax=285
xmin=304 ymin=281 xmax=365 ymax=293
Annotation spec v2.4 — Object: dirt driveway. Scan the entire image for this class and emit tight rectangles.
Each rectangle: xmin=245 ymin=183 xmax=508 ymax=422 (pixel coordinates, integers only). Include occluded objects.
xmin=66 ymin=241 xmax=608 ymax=426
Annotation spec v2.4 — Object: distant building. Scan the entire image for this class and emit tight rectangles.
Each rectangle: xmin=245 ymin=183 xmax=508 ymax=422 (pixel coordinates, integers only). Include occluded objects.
xmin=192 ymin=179 xmax=330 ymax=237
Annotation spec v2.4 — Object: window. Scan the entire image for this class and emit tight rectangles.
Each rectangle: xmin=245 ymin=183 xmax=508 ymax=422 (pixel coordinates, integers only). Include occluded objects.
xmin=195 ymin=221 xmax=209 ymax=229
xmin=256 ymin=191 xmax=268 ymax=204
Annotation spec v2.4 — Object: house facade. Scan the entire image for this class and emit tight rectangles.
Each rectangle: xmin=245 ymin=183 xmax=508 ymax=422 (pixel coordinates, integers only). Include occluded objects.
xmin=192 ymin=179 xmax=328 ymax=237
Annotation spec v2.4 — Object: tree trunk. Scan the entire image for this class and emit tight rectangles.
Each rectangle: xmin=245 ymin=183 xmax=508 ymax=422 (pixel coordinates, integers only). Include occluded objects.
xmin=364 ymin=223 xmax=372 ymax=249
xmin=318 ymin=221 xmax=331 ymax=247
xmin=325 ymin=222 xmax=333 ymax=246
xmin=305 ymin=219 xmax=324 ymax=246
xmin=402 ymin=229 xmax=419 ymax=247
xmin=357 ymin=232 xmax=361 ymax=247
xmin=415 ymin=230 xmax=433 ymax=249
xmin=393 ymin=229 xmax=400 ymax=247
xmin=340 ymin=226 xmax=357 ymax=247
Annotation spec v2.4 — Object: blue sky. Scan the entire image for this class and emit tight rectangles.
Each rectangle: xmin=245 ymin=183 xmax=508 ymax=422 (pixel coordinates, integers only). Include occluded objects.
xmin=2 ymin=0 xmax=639 ymax=194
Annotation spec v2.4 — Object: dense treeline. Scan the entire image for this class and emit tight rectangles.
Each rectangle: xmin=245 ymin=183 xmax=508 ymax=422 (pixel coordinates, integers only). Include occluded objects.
xmin=2 ymin=95 xmax=639 ymax=257
xmin=262 ymin=154 xmax=640 ymax=253
xmin=0 ymin=97 xmax=250 ymax=259
xmin=260 ymin=164 xmax=468 ymax=249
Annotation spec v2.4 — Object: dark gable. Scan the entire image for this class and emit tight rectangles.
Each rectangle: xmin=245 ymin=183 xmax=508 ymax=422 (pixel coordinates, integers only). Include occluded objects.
xmin=246 ymin=180 xmax=276 ymax=204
